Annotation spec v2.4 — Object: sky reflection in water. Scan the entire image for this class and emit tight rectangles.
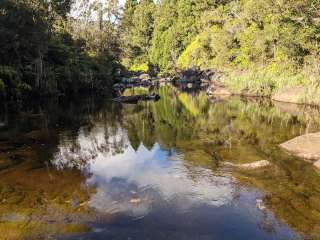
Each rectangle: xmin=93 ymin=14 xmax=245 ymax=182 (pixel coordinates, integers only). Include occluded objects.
xmin=51 ymin=118 xmax=301 ymax=240
xmin=53 ymin=125 xmax=233 ymax=217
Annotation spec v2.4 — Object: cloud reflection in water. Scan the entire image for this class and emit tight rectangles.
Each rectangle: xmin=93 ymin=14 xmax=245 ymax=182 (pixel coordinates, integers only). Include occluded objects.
xmin=52 ymin=124 xmax=233 ymax=217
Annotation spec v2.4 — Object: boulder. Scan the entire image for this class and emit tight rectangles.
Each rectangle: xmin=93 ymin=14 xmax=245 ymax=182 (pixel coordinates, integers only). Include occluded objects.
xmin=139 ymin=73 xmax=151 ymax=81
xmin=272 ymin=86 xmax=305 ymax=104
xmin=207 ymin=85 xmax=232 ymax=96
xmin=114 ymin=68 xmax=127 ymax=77
xmin=113 ymin=83 xmax=125 ymax=89
xmin=180 ymin=67 xmax=201 ymax=82
xmin=280 ymin=132 xmax=320 ymax=169
xmin=200 ymin=69 xmax=216 ymax=81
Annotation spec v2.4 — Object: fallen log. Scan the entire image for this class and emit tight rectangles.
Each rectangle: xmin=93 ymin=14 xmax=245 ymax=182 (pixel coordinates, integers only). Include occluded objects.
xmin=113 ymin=95 xmax=144 ymax=104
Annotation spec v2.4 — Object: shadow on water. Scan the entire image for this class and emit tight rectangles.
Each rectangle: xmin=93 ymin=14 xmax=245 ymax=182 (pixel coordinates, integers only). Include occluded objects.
xmin=0 ymin=87 xmax=320 ymax=239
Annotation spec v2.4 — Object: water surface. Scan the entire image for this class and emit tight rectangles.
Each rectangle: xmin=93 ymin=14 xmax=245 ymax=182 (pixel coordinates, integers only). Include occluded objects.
xmin=1 ymin=87 xmax=320 ymax=239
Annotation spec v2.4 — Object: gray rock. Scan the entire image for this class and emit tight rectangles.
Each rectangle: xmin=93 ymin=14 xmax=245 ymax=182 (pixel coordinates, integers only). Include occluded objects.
xmin=139 ymin=73 xmax=151 ymax=81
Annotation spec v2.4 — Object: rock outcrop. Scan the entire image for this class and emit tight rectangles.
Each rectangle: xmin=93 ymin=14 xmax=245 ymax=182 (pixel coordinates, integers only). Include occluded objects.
xmin=272 ymin=86 xmax=305 ymax=104
xmin=177 ymin=67 xmax=219 ymax=83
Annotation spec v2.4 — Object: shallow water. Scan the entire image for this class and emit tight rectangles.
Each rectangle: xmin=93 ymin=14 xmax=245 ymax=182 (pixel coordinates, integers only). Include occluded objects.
xmin=1 ymin=87 xmax=320 ymax=239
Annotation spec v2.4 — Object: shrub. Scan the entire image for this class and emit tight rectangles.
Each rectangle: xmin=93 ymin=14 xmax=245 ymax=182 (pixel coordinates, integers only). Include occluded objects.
xmin=16 ymin=82 xmax=32 ymax=96
xmin=224 ymin=68 xmax=309 ymax=96
xmin=0 ymin=79 xmax=5 ymax=98
xmin=0 ymin=66 xmax=21 ymax=87
xmin=0 ymin=79 xmax=5 ymax=91
xmin=129 ymin=63 xmax=149 ymax=73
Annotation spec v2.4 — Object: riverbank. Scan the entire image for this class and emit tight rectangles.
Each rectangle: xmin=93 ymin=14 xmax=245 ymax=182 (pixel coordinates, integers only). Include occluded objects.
xmin=115 ymin=67 xmax=320 ymax=107
xmin=190 ymin=67 xmax=319 ymax=108
xmin=220 ymin=69 xmax=320 ymax=106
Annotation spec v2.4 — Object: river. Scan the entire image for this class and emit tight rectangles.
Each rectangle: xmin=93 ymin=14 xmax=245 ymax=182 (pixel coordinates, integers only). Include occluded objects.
xmin=0 ymin=86 xmax=320 ymax=239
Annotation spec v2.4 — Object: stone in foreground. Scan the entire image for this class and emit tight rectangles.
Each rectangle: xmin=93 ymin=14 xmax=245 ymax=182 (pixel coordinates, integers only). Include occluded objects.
xmin=280 ymin=132 xmax=320 ymax=169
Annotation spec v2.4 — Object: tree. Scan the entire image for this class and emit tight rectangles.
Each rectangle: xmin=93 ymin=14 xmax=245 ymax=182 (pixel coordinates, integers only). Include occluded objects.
xmin=119 ymin=0 xmax=155 ymax=66
xmin=119 ymin=0 xmax=138 ymax=66
xmin=149 ymin=0 xmax=216 ymax=71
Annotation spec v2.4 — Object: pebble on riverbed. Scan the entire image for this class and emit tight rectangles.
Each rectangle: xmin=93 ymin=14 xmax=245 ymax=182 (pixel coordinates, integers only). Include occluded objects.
xmin=256 ymin=199 xmax=266 ymax=211
xmin=129 ymin=198 xmax=142 ymax=204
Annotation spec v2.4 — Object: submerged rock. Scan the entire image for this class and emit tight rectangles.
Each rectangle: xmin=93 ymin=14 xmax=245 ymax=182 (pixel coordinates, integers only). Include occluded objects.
xmin=225 ymin=160 xmax=271 ymax=170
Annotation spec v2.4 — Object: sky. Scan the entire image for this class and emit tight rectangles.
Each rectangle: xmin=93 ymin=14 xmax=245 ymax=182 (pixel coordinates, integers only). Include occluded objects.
xmin=71 ymin=0 xmax=125 ymax=20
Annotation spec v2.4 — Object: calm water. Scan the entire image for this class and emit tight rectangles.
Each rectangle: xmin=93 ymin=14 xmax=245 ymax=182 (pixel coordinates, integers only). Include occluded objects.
xmin=1 ymin=86 xmax=320 ymax=239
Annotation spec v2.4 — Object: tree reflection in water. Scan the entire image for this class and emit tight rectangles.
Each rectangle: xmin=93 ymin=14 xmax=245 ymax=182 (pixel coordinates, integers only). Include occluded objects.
xmin=0 ymin=88 xmax=320 ymax=239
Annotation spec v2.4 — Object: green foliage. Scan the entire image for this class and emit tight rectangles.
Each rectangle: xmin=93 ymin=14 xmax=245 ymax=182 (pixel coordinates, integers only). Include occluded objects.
xmin=177 ymin=0 xmax=320 ymax=72
xmin=174 ymin=0 xmax=320 ymax=100
xmin=120 ymin=0 xmax=139 ymax=66
xmin=178 ymin=91 xmax=209 ymax=117
xmin=0 ymin=66 xmax=20 ymax=85
xmin=177 ymin=31 xmax=213 ymax=69
xmin=129 ymin=63 xmax=149 ymax=73
xmin=0 ymin=0 xmax=119 ymax=99
xmin=178 ymin=93 xmax=201 ymax=117
xmin=0 ymin=79 xmax=5 ymax=97
xmin=225 ymin=69 xmax=308 ymax=96
xmin=149 ymin=0 xmax=217 ymax=71
xmin=16 ymin=83 xmax=32 ymax=97
xmin=120 ymin=0 xmax=155 ymax=67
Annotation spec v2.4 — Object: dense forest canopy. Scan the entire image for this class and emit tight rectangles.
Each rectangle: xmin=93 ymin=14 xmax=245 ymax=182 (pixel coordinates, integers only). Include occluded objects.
xmin=0 ymin=0 xmax=319 ymax=100
xmin=0 ymin=0 xmax=121 ymax=99
xmin=121 ymin=0 xmax=320 ymax=73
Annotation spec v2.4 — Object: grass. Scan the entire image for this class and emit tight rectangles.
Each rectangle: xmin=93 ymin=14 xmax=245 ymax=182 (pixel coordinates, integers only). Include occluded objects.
xmin=223 ymin=67 xmax=320 ymax=105
xmin=225 ymin=69 xmax=308 ymax=96
xmin=303 ymin=85 xmax=320 ymax=106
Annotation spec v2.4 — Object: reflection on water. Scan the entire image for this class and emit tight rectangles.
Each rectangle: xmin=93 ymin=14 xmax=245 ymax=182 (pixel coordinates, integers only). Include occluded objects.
xmin=53 ymin=125 xmax=233 ymax=216
xmin=0 ymin=88 xmax=320 ymax=239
